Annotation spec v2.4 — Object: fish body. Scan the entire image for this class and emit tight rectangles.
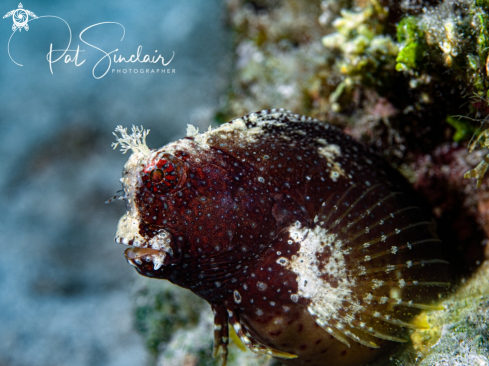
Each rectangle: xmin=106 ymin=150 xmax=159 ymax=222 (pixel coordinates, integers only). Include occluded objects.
xmin=112 ymin=110 xmax=448 ymax=366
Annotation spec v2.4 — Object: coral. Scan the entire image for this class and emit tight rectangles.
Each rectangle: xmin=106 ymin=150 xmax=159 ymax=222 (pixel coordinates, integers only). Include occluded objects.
xmin=321 ymin=1 xmax=399 ymax=110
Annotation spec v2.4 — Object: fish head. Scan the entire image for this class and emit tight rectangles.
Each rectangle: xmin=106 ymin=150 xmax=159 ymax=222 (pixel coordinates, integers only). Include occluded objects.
xmin=115 ymin=146 xmax=189 ymax=276
xmin=110 ymin=125 xmax=192 ymax=278
xmin=110 ymin=125 xmax=255 ymax=282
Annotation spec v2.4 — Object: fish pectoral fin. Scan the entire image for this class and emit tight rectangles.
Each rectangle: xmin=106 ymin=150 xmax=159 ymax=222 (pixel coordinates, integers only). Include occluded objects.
xmin=246 ymin=338 xmax=298 ymax=359
xmin=228 ymin=310 xmax=298 ymax=359
xmin=229 ymin=325 xmax=247 ymax=352
xmin=211 ymin=304 xmax=229 ymax=366
xmin=258 ymin=348 xmax=298 ymax=359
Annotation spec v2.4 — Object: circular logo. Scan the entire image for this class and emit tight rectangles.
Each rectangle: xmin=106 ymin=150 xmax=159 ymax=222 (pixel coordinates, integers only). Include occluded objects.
xmin=13 ymin=8 xmax=28 ymax=28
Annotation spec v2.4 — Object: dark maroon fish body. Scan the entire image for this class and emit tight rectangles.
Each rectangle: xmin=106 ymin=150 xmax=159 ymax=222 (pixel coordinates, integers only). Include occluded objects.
xmin=111 ymin=110 xmax=448 ymax=366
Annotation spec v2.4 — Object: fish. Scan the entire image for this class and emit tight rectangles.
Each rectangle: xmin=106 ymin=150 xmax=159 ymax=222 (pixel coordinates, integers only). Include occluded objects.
xmin=110 ymin=109 xmax=449 ymax=366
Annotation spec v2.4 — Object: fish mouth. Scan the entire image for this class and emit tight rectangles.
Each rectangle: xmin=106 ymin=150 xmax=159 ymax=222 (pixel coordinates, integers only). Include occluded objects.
xmin=117 ymin=235 xmax=174 ymax=271
xmin=114 ymin=214 xmax=175 ymax=271
xmin=124 ymin=247 xmax=167 ymax=271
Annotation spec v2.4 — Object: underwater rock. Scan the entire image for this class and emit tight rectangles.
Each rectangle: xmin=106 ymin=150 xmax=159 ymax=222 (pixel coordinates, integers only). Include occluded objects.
xmin=403 ymin=260 xmax=489 ymax=365
xmin=133 ymin=277 xmax=277 ymax=366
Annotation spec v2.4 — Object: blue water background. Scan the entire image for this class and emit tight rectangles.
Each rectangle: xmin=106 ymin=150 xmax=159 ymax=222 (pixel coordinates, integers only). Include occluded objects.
xmin=0 ymin=1 xmax=230 ymax=365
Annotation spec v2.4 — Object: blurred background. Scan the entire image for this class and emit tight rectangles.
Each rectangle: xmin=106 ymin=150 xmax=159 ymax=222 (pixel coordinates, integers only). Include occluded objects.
xmin=0 ymin=0 xmax=231 ymax=365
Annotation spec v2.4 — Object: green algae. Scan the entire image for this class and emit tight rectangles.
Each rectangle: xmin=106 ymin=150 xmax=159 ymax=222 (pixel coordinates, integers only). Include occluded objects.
xmin=395 ymin=17 xmax=425 ymax=72
xmin=321 ymin=1 xmax=398 ymax=109
xmin=447 ymin=115 xmax=478 ymax=142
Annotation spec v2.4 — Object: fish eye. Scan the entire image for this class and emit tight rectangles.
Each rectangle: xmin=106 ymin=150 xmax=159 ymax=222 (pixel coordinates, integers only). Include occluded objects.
xmin=141 ymin=154 xmax=184 ymax=194
xmin=149 ymin=169 xmax=164 ymax=183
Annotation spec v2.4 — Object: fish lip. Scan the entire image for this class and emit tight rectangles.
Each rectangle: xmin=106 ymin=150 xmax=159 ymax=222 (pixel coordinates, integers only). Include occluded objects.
xmin=124 ymin=246 xmax=163 ymax=259
xmin=114 ymin=235 xmax=149 ymax=249
xmin=115 ymin=235 xmax=169 ymax=257
xmin=124 ymin=246 xmax=160 ymax=258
